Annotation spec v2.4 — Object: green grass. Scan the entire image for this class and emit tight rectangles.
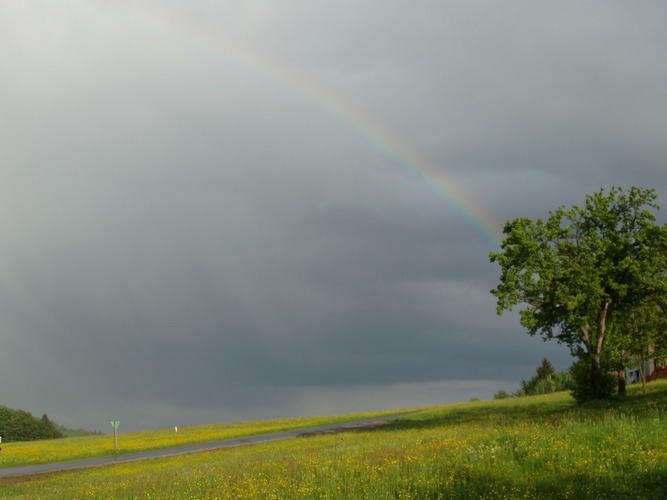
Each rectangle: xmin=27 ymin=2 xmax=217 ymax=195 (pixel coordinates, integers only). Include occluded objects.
xmin=0 ymin=409 xmax=405 ymax=468
xmin=3 ymin=381 xmax=667 ymax=498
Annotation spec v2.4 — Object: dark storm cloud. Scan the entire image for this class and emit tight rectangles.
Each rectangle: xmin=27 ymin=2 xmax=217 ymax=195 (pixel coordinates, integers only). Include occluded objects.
xmin=1 ymin=1 xmax=666 ymax=431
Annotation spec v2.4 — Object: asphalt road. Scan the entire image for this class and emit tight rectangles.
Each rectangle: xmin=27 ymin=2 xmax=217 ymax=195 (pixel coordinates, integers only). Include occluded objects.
xmin=0 ymin=414 xmax=406 ymax=478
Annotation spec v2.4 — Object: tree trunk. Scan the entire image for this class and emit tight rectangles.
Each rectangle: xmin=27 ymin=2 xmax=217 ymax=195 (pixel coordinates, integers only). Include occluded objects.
xmin=590 ymin=352 xmax=602 ymax=397
xmin=639 ymin=352 xmax=647 ymax=395
xmin=617 ymin=369 xmax=626 ymax=398
xmin=641 ymin=372 xmax=647 ymax=394
xmin=589 ymin=302 xmax=610 ymax=399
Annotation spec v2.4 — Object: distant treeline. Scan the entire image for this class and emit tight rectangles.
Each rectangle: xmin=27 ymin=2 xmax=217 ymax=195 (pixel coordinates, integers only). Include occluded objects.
xmin=58 ymin=425 xmax=104 ymax=438
xmin=494 ymin=358 xmax=574 ymax=399
xmin=0 ymin=405 xmax=62 ymax=442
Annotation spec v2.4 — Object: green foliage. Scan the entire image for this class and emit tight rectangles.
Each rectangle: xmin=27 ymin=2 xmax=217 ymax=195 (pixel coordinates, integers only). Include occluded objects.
xmin=493 ymin=389 xmax=511 ymax=399
xmin=530 ymin=371 xmax=575 ymax=396
xmin=58 ymin=426 xmax=104 ymax=438
xmin=569 ymin=357 xmax=616 ymax=403
xmin=498 ymin=358 xmax=573 ymax=398
xmin=0 ymin=406 xmax=63 ymax=442
xmin=490 ymin=186 xmax=667 ymax=399
xmin=521 ymin=358 xmax=554 ymax=395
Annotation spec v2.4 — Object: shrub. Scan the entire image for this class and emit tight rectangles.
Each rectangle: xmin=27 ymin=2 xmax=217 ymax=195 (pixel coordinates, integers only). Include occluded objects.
xmin=569 ymin=358 xmax=616 ymax=403
xmin=493 ymin=390 xmax=511 ymax=399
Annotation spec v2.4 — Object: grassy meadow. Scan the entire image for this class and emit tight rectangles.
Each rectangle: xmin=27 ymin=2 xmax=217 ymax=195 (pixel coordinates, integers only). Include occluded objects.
xmin=0 ymin=410 xmax=403 ymax=468
xmin=3 ymin=381 xmax=667 ymax=498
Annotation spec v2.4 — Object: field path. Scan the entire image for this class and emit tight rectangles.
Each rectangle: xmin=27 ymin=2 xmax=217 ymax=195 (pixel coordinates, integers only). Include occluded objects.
xmin=0 ymin=414 xmax=406 ymax=479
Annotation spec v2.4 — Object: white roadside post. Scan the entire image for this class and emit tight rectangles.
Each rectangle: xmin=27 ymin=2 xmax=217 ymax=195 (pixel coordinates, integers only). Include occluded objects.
xmin=110 ymin=421 xmax=120 ymax=450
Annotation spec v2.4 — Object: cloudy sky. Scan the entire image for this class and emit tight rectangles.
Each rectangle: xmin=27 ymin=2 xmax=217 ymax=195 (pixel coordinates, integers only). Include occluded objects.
xmin=2 ymin=1 xmax=666 ymax=432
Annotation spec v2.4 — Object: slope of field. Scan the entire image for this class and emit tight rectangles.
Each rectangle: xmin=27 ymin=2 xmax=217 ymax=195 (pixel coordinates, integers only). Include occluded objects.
xmin=3 ymin=382 xmax=667 ymax=498
xmin=0 ymin=409 xmax=405 ymax=468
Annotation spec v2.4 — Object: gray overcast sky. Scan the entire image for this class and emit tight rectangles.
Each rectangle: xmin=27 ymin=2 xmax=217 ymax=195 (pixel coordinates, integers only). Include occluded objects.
xmin=2 ymin=1 xmax=666 ymax=432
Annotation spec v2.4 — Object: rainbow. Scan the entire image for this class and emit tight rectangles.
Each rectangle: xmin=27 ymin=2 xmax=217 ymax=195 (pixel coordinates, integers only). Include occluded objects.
xmin=105 ymin=4 xmax=503 ymax=248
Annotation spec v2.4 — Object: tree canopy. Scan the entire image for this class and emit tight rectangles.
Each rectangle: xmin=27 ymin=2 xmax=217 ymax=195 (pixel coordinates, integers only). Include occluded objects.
xmin=490 ymin=186 xmax=667 ymax=400
xmin=0 ymin=406 xmax=63 ymax=442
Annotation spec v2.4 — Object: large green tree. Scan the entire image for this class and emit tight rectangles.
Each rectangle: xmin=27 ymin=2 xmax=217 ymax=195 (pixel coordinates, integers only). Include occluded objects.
xmin=490 ymin=186 xmax=667 ymax=400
